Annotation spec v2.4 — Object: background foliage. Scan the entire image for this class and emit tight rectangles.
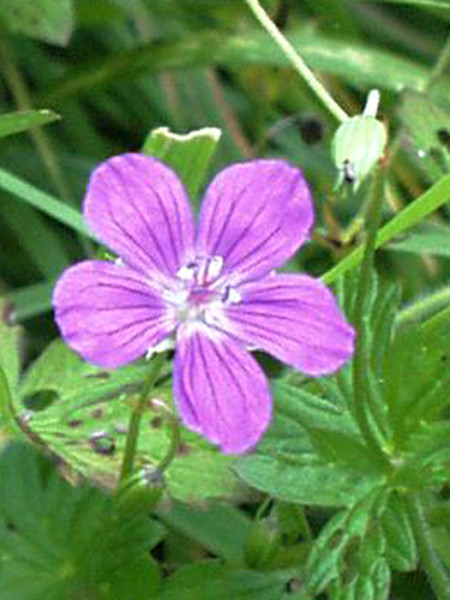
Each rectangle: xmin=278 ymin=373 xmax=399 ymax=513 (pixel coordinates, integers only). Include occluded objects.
xmin=0 ymin=1 xmax=449 ymax=599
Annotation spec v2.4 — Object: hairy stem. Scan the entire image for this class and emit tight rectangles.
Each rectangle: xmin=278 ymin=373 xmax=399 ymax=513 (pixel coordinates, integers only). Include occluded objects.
xmin=119 ymin=352 xmax=167 ymax=485
xmin=244 ymin=0 xmax=348 ymax=124
xmin=351 ymin=166 xmax=390 ymax=467
xmin=407 ymin=495 xmax=450 ymax=600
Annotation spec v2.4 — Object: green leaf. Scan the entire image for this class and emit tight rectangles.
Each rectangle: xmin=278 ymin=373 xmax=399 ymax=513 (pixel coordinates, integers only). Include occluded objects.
xmin=381 ymin=492 xmax=418 ymax=572
xmin=0 ymin=0 xmax=75 ymax=46
xmin=323 ymin=173 xmax=450 ymax=284
xmin=0 ymin=201 xmax=71 ymax=278
xmin=0 ymin=442 xmax=163 ymax=600
xmin=0 ymin=167 xmax=91 ymax=238
xmin=397 ymin=286 xmax=450 ymax=329
xmin=39 ymin=28 xmax=450 ymax=104
xmin=16 ymin=341 xmax=242 ymax=502
xmin=307 ymin=428 xmax=379 ymax=474
xmin=155 ymin=560 xmax=292 ymax=600
xmin=305 ymin=487 xmax=390 ymax=599
xmin=234 ymin=381 xmax=382 ymax=507
xmin=143 ymin=126 xmax=221 ymax=202
xmin=6 ymin=279 xmax=56 ymax=322
xmin=398 ymin=90 xmax=450 ymax=180
xmin=388 ymin=223 xmax=450 ymax=257
xmin=158 ymin=502 xmax=251 ymax=563
xmin=358 ymin=0 xmax=450 ymax=8
xmin=0 ymin=110 xmax=60 ymax=139
xmin=0 ymin=299 xmax=21 ymax=398
xmin=0 ymin=298 xmax=22 ymax=439
xmin=387 ymin=307 xmax=449 ymax=430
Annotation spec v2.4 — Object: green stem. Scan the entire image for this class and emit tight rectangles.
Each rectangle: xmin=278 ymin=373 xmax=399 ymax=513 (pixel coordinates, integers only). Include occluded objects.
xmin=406 ymin=495 xmax=450 ymax=600
xmin=351 ymin=166 xmax=390 ymax=467
xmin=156 ymin=413 xmax=181 ymax=474
xmin=119 ymin=352 xmax=166 ymax=485
xmin=244 ymin=0 xmax=348 ymax=124
xmin=427 ymin=34 xmax=450 ymax=91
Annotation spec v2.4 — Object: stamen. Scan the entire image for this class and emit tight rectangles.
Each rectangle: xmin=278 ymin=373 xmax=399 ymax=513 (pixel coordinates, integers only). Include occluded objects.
xmin=177 ymin=264 xmax=196 ymax=281
xmin=196 ymin=255 xmax=223 ymax=286
xmin=224 ymin=286 xmax=242 ymax=304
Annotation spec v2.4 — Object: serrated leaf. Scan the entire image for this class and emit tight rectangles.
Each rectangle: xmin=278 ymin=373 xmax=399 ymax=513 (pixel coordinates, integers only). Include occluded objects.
xmin=381 ymin=492 xmax=418 ymax=572
xmin=234 ymin=382 xmax=382 ymax=507
xmin=305 ymin=487 xmax=390 ymax=598
xmin=155 ymin=560 xmax=292 ymax=600
xmin=385 ymin=307 xmax=449 ymax=442
xmin=307 ymin=428 xmax=379 ymax=474
xmin=16 ymin=341 xmax=242 ymax=502
xmin=143 ymin=126 xmax=221 ymax=202
xmin=0 ymin=442 xmax=163 ymax=600
xmin=0 ymin=110 xmax=60 ymax=139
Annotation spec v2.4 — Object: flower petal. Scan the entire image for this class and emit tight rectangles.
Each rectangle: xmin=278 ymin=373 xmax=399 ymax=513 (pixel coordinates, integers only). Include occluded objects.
xmin=196 ymin=160 xmax=313 ymax=284
xmin=53 ymin=260 xmax=176 ymax=368
xmin=173 ymin=325 xmax=272 ymax=454
xmin=223 ymin=274 xmax=355 ymax=376
xmin=84 ymin=153 xmax=195 ymax=281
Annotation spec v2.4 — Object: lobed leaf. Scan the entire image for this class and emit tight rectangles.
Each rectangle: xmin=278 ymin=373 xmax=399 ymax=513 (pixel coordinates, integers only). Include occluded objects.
xmin=0 ymin=442 xmax=163 ymax=600
xmin=154 ymin=560 xmax=293 ymax=600
xmin=15 ymin=341 xmax=243 ymax=502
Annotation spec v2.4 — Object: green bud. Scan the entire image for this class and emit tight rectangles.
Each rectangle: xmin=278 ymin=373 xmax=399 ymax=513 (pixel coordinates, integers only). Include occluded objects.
xmin=115 ymin=467 xmax=164 ymax=517
xmin=332 ymin=90 xmax=387 ymax=190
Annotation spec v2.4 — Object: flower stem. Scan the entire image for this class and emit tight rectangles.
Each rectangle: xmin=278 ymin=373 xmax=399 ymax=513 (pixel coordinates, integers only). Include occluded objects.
xmin=244 ymin=0 xmax=348 ymax=124
xmin=406 ymin=495 xmax=450 ymax=600
xmin=156 ymin=412 xmax=181 ymax=474
xmin=118 ymin=352 xmax=167 ymax=485
xmin=351 ymin=165 xmax=390 ymax=468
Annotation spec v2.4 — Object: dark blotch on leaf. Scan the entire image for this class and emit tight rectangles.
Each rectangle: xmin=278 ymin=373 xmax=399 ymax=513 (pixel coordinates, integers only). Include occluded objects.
xmin=89 ymin=432 xmax=116 ymax=455
xmin=91 ymin=408 xmax=104 ymax=419
xmin=177 ymin=442 xmax=191 ymax=456
xmin=23 ymin=389 xmax=59 ymax=411
xmin=150 ymin=416 xmax=163 ymax=429
xmin=67 ymin=419 xmax=83 ymax=428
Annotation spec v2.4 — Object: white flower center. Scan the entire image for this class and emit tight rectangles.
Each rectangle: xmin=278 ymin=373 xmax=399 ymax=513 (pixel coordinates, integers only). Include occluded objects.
xmin=173 ymin=255 xmax=241 ymax=324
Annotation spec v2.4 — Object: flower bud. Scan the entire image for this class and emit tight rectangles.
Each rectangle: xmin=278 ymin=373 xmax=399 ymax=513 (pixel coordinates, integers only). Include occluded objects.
xmin=332 ymin=90 xmax=387 ymax=190
xmin=115 ymin=467 xmax=164 ymax=517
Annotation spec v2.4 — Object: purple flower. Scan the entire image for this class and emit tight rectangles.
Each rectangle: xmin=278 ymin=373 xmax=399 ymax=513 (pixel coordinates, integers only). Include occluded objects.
xmin=53 ymin=154 xmax=354 ymax=454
